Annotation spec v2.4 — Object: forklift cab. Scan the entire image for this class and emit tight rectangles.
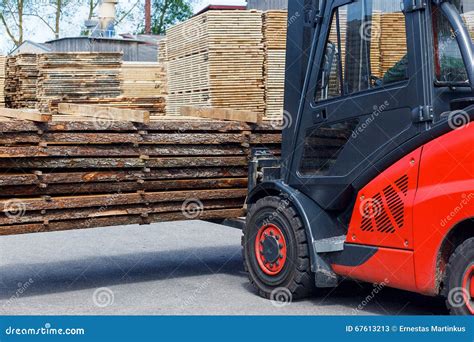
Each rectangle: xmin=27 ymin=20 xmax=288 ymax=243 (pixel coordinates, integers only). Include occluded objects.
xmin=283 ymin=0 xmax=474 ymax=211
xmin=244 ymin=0 xmax=474 ymax=315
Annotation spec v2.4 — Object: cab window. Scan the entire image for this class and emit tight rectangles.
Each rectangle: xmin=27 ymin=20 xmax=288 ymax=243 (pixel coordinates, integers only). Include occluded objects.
xmin=432 ymin=0 xmax=474 ymax=84
xmin=315 ymin=0 xmax=409 ymax=102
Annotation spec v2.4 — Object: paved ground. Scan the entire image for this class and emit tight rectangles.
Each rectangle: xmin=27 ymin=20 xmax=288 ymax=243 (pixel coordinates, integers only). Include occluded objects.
xmin=0 ymin=221 xmax=447 ymax=315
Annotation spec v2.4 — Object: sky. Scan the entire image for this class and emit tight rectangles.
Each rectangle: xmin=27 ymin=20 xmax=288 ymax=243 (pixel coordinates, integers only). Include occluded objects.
xmin=0 ymin=0 xmax=247 ymax=54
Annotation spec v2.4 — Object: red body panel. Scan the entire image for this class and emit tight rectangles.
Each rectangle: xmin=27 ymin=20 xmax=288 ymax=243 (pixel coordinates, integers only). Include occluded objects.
xmin=332 ymin=247 xmax=417 ymax=292
xmin=335 ymin=125 xmax=474 ymax=295
xmin=413 ymin=125 xmax=474 ymax=294
xmin=346 ymin=150 xmax=421 ymax=250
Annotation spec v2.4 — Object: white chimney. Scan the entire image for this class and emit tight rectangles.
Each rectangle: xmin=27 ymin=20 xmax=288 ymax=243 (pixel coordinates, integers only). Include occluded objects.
xmin=99 ymin=0 xmax=118 ymax=35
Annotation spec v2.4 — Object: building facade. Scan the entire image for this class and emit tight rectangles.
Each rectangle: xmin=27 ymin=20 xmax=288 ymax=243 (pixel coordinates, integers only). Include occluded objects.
xmin=247 ymin=0 xmax=288 ymax=10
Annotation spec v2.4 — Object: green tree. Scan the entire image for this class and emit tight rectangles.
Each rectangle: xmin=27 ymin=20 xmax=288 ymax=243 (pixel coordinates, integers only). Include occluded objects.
xmin=27 ymin=0 xmax=78 ymax=39
xmin=149 ymin=0 xmax=194 ymax=34
xmin=0 ymin=0 xmax=31 ymax=47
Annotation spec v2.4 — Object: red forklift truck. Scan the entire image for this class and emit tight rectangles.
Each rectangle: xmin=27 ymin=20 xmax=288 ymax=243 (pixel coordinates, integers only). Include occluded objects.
xmin=242 ymin=0 xmax=474 ymax=315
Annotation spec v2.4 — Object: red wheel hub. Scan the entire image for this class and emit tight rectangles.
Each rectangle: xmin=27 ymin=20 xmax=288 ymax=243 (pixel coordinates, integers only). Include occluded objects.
xmin=255 ymin=224 xmax=287 ymax=275
xmin=461 ymin=265 xmax=474 ymax=314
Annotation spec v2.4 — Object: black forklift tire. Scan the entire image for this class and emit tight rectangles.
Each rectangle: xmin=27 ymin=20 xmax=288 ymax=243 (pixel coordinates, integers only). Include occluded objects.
xmin=444 ymin=237 xmax=474 ymax=315
xmin=242 ymin=196 xmax=315 ymax=300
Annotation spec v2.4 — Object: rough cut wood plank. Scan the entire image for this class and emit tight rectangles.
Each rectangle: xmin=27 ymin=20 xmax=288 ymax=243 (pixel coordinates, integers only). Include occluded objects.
xmin=0 ymin=167 xmax=249 ymax=186
xmin=180 ymin=106 xmax=262 ymax=124
xmin=0 ymin=178 xmax=248 ymax=197
xmin=0 ymin=189 xmax=248 ymax=211
xmin=58 ymin=103 xmax=151 ymax=124
xmin=0 ymin=198 xmax=245 ymax=225
xmin=0 ymin=209 xmax=245 ymax=236
xmin=0 ymin=108 xmax=52 ymax=122
xmin=0 ymin=145 xmax=249 ymax=158
xmin=0 ymin=156 xmax=248 ymax=169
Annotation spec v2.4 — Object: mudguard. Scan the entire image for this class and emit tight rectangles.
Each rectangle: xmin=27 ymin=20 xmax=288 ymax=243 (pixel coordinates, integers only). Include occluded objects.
xmin=247 ymin=180 xmax=340 ymax=287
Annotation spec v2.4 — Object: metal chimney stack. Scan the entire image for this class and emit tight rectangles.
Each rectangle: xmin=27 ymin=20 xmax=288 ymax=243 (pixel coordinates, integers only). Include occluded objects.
xmin=99 ymin=0 xmax=118 ymax=37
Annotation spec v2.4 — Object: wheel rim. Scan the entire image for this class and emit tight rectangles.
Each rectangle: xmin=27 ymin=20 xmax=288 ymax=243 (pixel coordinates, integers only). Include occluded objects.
xmin=255 ymin=224 xmax=287 ymax=276
xmin=461 ymin=265 xmax=474 ymax=314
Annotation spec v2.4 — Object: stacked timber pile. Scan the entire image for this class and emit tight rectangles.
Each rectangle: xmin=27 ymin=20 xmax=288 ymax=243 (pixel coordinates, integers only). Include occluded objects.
xmin=121 ymin=62 xmax=167 ymax=98
xmin=4 ymin=56 xmax=17 ymax=108
xmin=379 ymin=13 xmax=407 ymax=76
xmin=0 ymin=116 xmax=281 ymax=236
xmin=36 ymin=52 xmax=123 ymax=113
xmin=49 ymin=97 xmax=166 ymax=118
xmin=13 ymin=54 xmax=39 ymax=108
xmin=157 ymin=38 xmax=169 ymax=99
xmin=465 ymin=12 xmax=474 ymax=39
xmin=166 ymin=10 xmax=265 ymax=117
xmin=263 ymin=10 xmax=287 ymax=120
xmin=0 ymin=56 xmax=5 ymax=107
xmin=370 ymin=12 xmax=383 ymax=78
xmin=4 ymin=54 xmax=39 ymax=109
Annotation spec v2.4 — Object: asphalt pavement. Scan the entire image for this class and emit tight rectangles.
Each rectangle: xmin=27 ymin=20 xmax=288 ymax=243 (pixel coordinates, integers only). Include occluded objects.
xmin=0 ymin=220 xmax=448 ymax=315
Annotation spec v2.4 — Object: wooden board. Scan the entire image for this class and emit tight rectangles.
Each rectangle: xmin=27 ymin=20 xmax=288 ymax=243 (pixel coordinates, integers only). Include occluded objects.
xmin=58 ymin=103 xmax=150 ymax=123
xmin=0 ymin=108 xmax=51 ymax=122
xmin=180 ymin=106 xmax=262 ymax=124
